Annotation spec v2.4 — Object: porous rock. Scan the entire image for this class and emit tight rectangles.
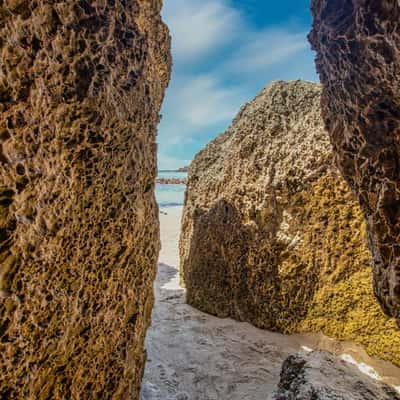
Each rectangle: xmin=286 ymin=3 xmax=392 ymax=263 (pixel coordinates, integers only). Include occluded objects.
xmin=309 ymin=0 xmax=400 ymax=326
xmin=0 ymin=1 xmax=170 ymax=398
xmin=180 ymin=80 xmax=400 ymax=366
xmin=272 ymin=351 xmax=400 ymax=400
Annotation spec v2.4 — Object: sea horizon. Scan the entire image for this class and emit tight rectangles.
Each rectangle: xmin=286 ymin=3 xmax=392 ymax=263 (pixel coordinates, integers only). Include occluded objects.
xmin=156 ymin=170 xmax=187 ymax=208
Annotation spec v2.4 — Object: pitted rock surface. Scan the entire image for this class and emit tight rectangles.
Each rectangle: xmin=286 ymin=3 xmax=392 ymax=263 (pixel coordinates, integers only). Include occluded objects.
xmin=180 ymin=80 xmax=400 ymax=366
xmin=272 ymin=351 xmax=400 ymax=400
xmin=309 ymin=0 xmax=400 ymax=326
xmin=0 ymin=1 xmax=171 ymax=399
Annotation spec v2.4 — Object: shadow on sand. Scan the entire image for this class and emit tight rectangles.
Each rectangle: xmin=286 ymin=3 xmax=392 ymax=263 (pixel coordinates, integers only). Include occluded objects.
xmin=141 ymin=263 xmax=400 ymax=400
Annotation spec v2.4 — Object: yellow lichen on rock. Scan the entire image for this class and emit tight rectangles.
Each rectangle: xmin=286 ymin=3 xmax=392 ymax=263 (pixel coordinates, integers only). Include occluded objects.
xmin=299 ymin=269 xmax=400 ymax=366
xmin=281 ymin=173 xmax=400 ymax=366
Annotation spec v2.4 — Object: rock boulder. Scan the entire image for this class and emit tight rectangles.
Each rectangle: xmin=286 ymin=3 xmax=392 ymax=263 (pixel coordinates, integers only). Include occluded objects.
xmin=0 ymin=1 xmax=170 ymax=398
xmin=180 ymin=80 xmax=400 ymax=366
xmin=272 ymin=351 xmax=400 ymax=400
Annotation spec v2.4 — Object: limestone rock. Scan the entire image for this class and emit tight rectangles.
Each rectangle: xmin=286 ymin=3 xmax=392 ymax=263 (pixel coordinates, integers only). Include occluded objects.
xmin=180 ymin=80 xmax=400 ymax=366
xmin=272 ymin=351 xmax=400 ymax=400
xmin=309 ymin=0 xmax=400 ymax=326
xmin=0 ymin=1 xmax=171 ymax=399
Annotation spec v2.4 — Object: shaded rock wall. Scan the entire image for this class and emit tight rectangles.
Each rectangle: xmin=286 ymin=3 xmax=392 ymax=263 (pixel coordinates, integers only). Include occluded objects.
xmin=180 ymin=81 xmax=400 ymax=366
xmin=272 ymin=351 xmax=400 ymax=400
xmin=309 ymin=0 xmax=400 ymax=326
xmin=0 ymin=1 xmax=170 ymax=399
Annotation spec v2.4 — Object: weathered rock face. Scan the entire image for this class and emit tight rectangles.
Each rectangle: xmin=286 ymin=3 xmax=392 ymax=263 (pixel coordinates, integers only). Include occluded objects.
xmin=0 ymin=1 xmax=170 ymax=399
xmin=180 ymin=80 xmax=400 ymax=366
xmin=309 ymin=1 xmax=400 ymax=326
xmin=272 ymin=351 xmax=400 ymax=400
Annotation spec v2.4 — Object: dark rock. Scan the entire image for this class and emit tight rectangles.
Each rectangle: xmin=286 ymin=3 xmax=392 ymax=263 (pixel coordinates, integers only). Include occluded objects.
xmin=273 ymin=351 xmax=400 ymax=400
xmin=309 ymin=0 xmax=400 ymax=326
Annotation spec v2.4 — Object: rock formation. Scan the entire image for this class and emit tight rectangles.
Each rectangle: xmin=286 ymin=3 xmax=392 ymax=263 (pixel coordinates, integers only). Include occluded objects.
xmin=272 ymin=351 xmax=400 ymax=400
xmin=0 ymin=1 xmax=170 ymax=399
xmin=180 ymin=80 xmax=400 ymax=366
xmin=309 ymin=1 xmax=400 ymax=326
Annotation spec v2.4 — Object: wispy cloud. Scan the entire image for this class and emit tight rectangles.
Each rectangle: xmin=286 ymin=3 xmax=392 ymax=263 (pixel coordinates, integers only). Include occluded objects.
xmin=162 ymin=74 xmax=243 ymax=132
xmin=163 ymin=0 xmax=240 ymax=66
xmin=157 ymin=152 xmax=192 ymax=171
xmin=227 ymin=28 xmax=309 ymax=74
xmin=158 ymin=0 xmax=317 ymax=169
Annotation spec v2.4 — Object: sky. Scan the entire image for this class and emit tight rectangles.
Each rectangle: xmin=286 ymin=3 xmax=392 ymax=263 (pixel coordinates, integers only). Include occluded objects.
xmin=158 ymin=0 xmax=318 ymax=170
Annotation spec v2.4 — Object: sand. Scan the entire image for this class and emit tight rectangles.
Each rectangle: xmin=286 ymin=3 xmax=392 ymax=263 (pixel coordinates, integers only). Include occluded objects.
xmin=141 ymin=206 xmax=400 ymax=400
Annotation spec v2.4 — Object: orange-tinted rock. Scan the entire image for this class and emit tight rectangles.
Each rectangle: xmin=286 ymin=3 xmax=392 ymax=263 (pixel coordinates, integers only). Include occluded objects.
xmin=0 ymin=1 xmax=170 ymax=398
xmin=309 ymin=0 xmax=400 ymax=326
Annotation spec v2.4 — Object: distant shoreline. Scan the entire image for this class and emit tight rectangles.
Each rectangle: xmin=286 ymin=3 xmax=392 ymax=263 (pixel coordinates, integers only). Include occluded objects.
xmin=157 ymin=168 xmax=188 ymax=184
xmin=158 ymin=171 xmax=187 ymax=173
xmin=156 ymin=178 xmax=187 ymax=185
xmin=158 ymin=166 xmax=189 ymax=173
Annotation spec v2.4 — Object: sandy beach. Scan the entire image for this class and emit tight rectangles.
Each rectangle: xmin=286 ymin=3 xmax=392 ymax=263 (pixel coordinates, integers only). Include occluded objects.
xmin=141 ymin=206 xmax=400 ymax=400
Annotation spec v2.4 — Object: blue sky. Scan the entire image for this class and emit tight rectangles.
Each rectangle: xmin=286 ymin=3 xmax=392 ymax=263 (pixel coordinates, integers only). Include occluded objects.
xmin=158 ymin=0 xmax=318 ymax=169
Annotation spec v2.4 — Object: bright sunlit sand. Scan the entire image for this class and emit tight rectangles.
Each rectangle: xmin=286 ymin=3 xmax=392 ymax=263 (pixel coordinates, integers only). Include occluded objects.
xmin=141 ymin=206 xmax=400 ymax=399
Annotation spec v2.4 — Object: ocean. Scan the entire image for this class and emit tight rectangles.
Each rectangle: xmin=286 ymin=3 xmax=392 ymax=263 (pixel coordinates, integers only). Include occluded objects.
xmin=156 ymin=171 xmax=187 ymax=208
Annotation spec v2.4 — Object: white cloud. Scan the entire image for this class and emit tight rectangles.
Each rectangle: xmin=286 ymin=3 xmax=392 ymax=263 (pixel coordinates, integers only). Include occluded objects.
xmin=227 ymin=28 xmax=310 ymax=74
xmin=163 ymin=0 xmax=240 ymax=65
xmin=163 ymin=74 xmax=244 ymax=130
